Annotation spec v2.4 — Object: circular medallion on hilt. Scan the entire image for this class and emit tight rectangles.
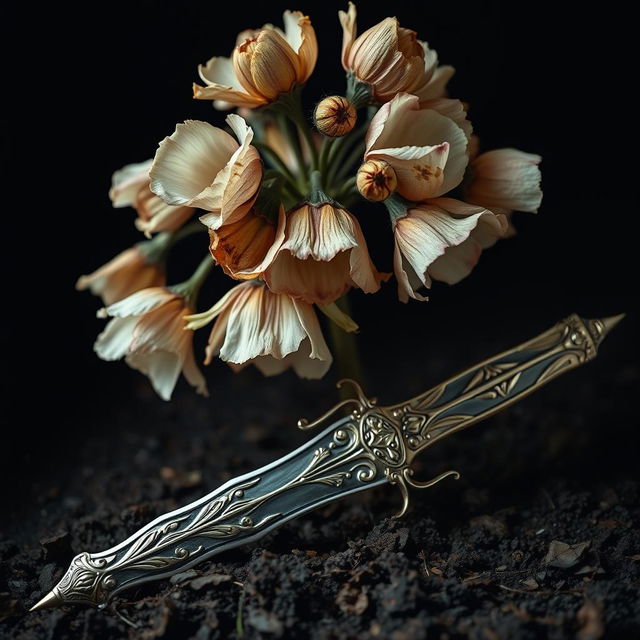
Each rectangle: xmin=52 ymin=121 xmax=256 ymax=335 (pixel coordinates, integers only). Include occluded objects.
xmin=359 ymin=410 xmax=407 ymax=469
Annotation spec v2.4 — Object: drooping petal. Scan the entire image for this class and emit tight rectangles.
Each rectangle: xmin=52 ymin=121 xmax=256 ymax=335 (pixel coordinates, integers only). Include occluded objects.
xmin=393 ymin=199 xmax=492 ymax=300
xmin=280 ymin=204 xmax=358 ymax=261
xmin=98 ymin=287 xmax=176 ymax=319
xmin=292 ymin=298 xmax=333 ymax=362
xmin=219 ymin=284 xmax=307 ymax=363
xmin=427 ymin=238 xmax=482 ymax=285
xmin=349 ymin=218 xmax=388 ymax=294
xmin=126 ymin=350 xmax=183 ymax=401
xmin=394 ymin=242 xmax=428 ymax=303
xmin=76 ymin=247 xmax=166 ymax=306
xmin=109 ymin=160 xmax=153 ymax=208
xmin=94 ymin=316 xmax=138 ymax=361
xmin=467 ymin=148 xmax=543 ymax=213
xmin=265 ymin=249 xmax=354 ymax=305
xmin=134 ymin=186 xmax=194 ymax=236
xmin=209 ymin=206 xmax=285 ymax=279
xmin=181 ymin=347 xmax=209 ymax=397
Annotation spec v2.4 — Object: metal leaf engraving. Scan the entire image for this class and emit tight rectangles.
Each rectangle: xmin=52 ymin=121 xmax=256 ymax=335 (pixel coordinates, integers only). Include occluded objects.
xmin=53 ymin=422 xmax=382 ymax=607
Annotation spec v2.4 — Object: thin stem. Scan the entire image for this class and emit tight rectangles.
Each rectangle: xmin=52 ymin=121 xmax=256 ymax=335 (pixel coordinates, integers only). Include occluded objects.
xmin=334 ymin=176 xmax=357 ymax=203
xmin=318 ymin=137 xmax=335 ymax=178
xmin=334 ymin=141 xmax=365 ymax=183
xmin=280 ymin=114 xmax=307 ymax=189
xmin=294 ymin=113 xmax=319 ymax=172
xmin=327 ymin=294 xmax=366 ymax=389
xmin=253 ymin=141 xmax=300 ymax=194
xmin=176 ymin=255 xmax=213 ymax=308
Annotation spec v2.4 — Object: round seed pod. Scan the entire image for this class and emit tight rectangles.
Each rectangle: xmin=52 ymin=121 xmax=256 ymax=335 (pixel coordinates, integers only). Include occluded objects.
xmin=314 ymin=96 xmax=357 ymax=138
xmin=356 ymin=160 xmax=398 ymax=202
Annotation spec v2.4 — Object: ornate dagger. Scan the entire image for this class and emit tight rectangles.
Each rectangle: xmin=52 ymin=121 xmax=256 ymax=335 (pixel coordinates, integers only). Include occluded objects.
xmin=30 ymin=313 xmax=623 ymax=612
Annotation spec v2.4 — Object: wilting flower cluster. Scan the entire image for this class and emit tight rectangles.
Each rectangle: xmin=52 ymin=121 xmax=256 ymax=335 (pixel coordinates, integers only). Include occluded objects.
xmin=78 ymin=3 xmax=542 ymax=400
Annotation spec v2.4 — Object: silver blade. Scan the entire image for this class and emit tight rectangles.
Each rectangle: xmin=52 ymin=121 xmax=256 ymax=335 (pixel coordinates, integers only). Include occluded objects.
xmin=31 ymin=417 xmax=387 ymax=610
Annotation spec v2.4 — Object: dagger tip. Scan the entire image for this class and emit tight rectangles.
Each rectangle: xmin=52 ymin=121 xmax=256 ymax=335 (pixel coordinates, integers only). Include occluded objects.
xmin=600 ymin=313 xmax=626 ymax=335
xmin=29 ymin=590 xmax=63 ymax=612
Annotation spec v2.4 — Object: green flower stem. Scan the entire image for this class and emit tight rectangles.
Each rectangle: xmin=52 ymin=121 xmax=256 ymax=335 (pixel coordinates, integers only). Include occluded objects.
xmin=318 ymin=137 xmax=336 ymax=178
xmin=176 ymin=255 xmax=213 ymax=308
xmin=334 ymin=176 xmax=357 ymax=203
xmin=334 ymin=141 xmax=365 ymax=184
xmin=327 ymin=293 xmax=366 ymax=392
xmin=384 ymin=194 xmax=412 ymax=225
xmin=252 ymin=141 xmax=301 ymax=197
xmin=139 ymin=222 xmax=205 ymax=264
xmin=270 ymin=87 xmax=319 ymax=173
xmin=280 ymin=114 xmax=308 ymax=189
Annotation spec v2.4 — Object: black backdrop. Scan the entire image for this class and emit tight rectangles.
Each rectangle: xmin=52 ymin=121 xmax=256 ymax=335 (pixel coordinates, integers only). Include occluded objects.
xmin=3 ymin=1 xmax=637 ymax=500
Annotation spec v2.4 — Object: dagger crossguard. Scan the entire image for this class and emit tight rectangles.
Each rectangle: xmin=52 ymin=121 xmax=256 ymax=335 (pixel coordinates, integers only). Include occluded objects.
xmin=30 ymin=313 xmax=623 ymax=612
xmin=297 ymin=314 xmax=624 ymax=518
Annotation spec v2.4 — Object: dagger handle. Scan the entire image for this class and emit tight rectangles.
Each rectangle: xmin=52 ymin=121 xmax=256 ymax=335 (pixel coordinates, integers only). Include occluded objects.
xmin=300 ymin=314 xmax=619 ymax=518
xmin=388 ymin=314 xmax=610 ymax=458
xmin=47 ymin=419 xmax=387 ymax=608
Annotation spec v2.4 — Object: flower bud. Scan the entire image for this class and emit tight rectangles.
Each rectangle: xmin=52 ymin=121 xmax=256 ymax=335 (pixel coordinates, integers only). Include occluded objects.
xmin=356 ymin=160 xmax=397 ymax=201
xmin=314 ymin=96 xmax=356 ymax=137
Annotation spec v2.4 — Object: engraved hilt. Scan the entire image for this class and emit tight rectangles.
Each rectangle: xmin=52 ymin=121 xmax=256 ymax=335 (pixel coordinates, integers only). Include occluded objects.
xmin=298 ymin=314 xmax=623 ymax=517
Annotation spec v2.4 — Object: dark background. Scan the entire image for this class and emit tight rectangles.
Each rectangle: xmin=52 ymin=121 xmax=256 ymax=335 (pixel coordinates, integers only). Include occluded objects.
xmin=3 ymin=0 xmax=637 ymax=513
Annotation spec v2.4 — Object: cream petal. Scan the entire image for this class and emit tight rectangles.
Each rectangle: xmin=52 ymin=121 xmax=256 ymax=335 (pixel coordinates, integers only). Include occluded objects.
xmin=367 ymin=94 xmax=468 ymax=197
xmin=415 ymin=65 xmax=455 ymax=102
xmin=134 ymin=201 xmax=194 ymax=236
xmin=317 ymin=302 xmax=359 ymax=333
xmin=393 ymin=243 xmax=428 ymax=303
xmin=348 ymin=218 xmax=385 ymax=294
xmin=372 ymin=142 xmax=449 ymax=202
xmin=197 ymin=116 xmax=262 ymax=228
xmin=198 ymin=56 xmax=243 ymax=90
xmin=192 ymin=82 xmax=267 ymax=108
xmin=94 ymin=316 xmax=138 ymax=361
xmin=110 ymin=160 xmax=152 ymax=207
xmin=339 ymin=2 xmax=357 ymax=70
xmin=427 ymin=237 xmax=482 ymax=285
xmin=149 ymin=120 xmax=239 ymax=208
xmin=420 ymin=98 xmax=472 ymax=141
xmin=467 ymin=148 xmax=543 ymax=213
xmin=204 ymin=306 xmax=233 ymax=365
xmin=394 ymin=200 xmax=489 ymax=293
xmin=282 ymin=10 xmax=303 ymax=53
xmin=289 ymin=339 xmax=333 ymax=379
xmin=182 ymin=347 xmax=209 ymax=397
xmin=126 ymin=350 xmax=183 ymax=401
xmin=265 ymin=250 xmax=353 ymax=305
xmin=470 ymin=213 xmax=509 ymax=249
xmin=292 ymin=12 xmax=318 ymax=81
xmin=281 ymin=205 xmax=358 ymax=261
xmin=99 ymin=287 xmax=176 ymax=319
xmin=130 ymin=301 xmax=186 ymax=352
xmin=219 ymin=285 xmax=307 ymax=363
xmin=292 ymin=299 xmax=332 ymax=361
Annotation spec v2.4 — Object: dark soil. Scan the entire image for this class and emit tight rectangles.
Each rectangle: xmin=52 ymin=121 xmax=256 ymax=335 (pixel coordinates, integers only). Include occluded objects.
xmin=1 ymin=316 xmax=638 ymax=639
